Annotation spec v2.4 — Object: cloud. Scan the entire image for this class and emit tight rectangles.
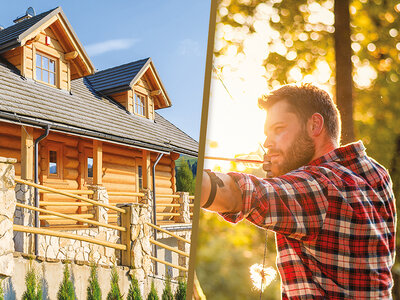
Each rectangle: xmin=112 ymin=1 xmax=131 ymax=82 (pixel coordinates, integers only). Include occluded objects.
xmin=85 ymin=38 xmax=138 ymax=56
xmin=178 ymin=39 xmax=201 ymax=56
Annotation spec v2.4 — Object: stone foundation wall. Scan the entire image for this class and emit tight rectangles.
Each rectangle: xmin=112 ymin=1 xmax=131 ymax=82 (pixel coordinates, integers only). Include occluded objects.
xmin=37 ymin=227 xmax=119 ymax=265
xmin=0 ymin=157 xmax=17 ymax=277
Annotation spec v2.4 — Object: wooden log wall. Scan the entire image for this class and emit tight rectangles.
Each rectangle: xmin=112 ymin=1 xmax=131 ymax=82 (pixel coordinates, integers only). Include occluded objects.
xmin=0 ymin=121 xmax=179 ymax=227
xmin=0 ymin=122 xmax=21 ymax=176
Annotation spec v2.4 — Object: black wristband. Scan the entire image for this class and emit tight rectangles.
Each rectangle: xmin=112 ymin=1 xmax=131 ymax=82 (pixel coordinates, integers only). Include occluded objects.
xmin=202 ymin=169 xmax=224 ymax=209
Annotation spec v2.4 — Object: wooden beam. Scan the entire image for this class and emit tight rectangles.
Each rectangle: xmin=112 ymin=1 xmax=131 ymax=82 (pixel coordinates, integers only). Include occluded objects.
xmin=65 ymin=51 xmax=78 ymax=60
xmin=25 ymin=35 xmax=40 ymax=46
xmin=149 ymin=238 xmax=190 ymax=257
xmin=146 ymin=222 xmax=191 ymax=244
xmin=93 ymin=140 xmax=102 ymax=185
xmin=21 ymin=126 xmax=34 ymax=180
xmin=56 ymin=17 xmax=94 ymax=75
xmin=142 ymin=150 xmax=151 ymax=189
xmin=15 ymin=178 xmax=125 ymax=213
xmin=13 ymin=224 xmax=126 ymax=250
xmin=150 ymin=90 xmax=161 ymax=96
xmin=148 ymin=256 xmax=188 ymax=272
xmin=20 ymin=46 xmax=26 ymax=77
xmin=20 ymin=15 xmax=59 ymax=46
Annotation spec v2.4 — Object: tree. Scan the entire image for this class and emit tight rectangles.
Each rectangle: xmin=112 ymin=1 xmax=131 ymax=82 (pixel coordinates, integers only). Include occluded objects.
xmin=107 ymin=267 xmax=122 ymax=300
xmin=174 ymin=280 xmax=186 ymax=300
xmin=334 ymin=0 xmax=354 ymax=143
xmin=161 ymin=274 xmax=173 ymax=300
xmin=176 ymin=159 xmax=195 ymax=194
xmin=146 ymin=281 xmax=159 ymax=300
xmin=22 ymin=267 xmax=42 ymax=300
xmin=127 ymin=273 xmax=142 ymax=300
xmin=87 ymin=263 xmax=102 ymax=300
xmin=57 ymin=263 xmax=75 ymax=300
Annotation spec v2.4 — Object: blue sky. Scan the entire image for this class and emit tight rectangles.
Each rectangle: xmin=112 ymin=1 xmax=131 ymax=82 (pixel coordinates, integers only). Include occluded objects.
xmin=0 ymin=1 xmax=210 ymax=140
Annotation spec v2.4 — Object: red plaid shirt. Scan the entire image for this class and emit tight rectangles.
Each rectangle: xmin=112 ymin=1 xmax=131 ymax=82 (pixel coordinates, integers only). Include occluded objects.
xmin=222 ymin=142 xmax=396 ymax=299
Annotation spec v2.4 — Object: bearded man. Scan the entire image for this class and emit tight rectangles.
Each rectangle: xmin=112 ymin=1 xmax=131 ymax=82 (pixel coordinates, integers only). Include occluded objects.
xmin=201 ymin=84 xmax=396 ymax=299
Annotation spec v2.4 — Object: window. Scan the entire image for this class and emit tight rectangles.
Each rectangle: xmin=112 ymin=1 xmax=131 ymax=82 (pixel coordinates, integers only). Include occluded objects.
xmin=87 ymin=157 xmax=93 ymax=178
xmin=49 ymin=150 xmax=57 ymax=175
xmin=134 ymin=93 xmax=146 ymax=117
xmin=138 ymin=165 xmax=143 ymax=190
xmin=47 ymin=143 xmax=63 ymax=179
xmin=36 ymin=53 xmax=56 ymax=85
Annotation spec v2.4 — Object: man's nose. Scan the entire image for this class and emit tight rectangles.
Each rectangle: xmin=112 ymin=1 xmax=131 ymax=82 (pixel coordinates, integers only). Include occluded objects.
xmin=263 ymin=136 xmax=274 ymax=150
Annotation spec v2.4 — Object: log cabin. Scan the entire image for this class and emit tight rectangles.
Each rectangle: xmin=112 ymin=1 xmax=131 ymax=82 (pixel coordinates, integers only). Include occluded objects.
xmin=0 ymin=7 xmax=198 ymax=232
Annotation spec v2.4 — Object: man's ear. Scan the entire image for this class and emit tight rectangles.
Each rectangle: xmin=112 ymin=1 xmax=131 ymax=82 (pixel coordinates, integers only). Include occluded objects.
xmin=308 ymin=113 xmax=324 ymax=137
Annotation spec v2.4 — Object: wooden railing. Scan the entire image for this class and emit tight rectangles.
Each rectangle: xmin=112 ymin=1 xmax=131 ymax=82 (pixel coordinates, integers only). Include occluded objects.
xmin=108 ymin=192 xmax=195 ymax=222
xmin=147 ymin=222 xmax=191 ymax=273
xmin=13 ymin=179 xmax=191 ymax=273
xmin=13 ymin=179 xmax=127 ymax=252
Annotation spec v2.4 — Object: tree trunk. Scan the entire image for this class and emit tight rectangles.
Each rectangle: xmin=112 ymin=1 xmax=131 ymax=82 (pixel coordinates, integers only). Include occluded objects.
xmin=334 ymin=0 xmax=355 ymax=144
xmin=390 ymin=135 xmax=400 ymax=300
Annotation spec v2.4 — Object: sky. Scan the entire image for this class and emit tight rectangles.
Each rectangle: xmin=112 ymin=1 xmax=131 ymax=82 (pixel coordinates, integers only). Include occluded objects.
xmin=0 ymin=1 xmax=210 ymax=141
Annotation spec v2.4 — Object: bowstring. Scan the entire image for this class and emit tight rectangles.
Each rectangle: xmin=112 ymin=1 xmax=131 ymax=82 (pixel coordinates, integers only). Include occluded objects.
xmin=260 ymin=230 xmax=268 ymax=300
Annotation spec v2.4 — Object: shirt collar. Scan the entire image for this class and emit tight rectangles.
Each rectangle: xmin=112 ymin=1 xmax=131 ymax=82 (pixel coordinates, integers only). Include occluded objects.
xmin=308 ymin=140 xmax=366 ymax=166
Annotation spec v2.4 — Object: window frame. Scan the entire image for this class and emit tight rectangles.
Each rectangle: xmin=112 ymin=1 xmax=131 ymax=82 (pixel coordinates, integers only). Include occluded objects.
xmin=47 ymin=142 xmax=63 ymax=179
xmin=137 ymin=164 xmax=143 ymax=191
xmin=35 ymin=51 xmax=57 ymax=87
xmin=134 ymin=92 xmax=147 ymax=117
xmin=84 ymin=148 xmax=94 ymax=185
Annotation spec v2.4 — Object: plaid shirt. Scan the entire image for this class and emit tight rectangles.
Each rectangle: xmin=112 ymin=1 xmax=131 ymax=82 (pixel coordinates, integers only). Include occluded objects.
xmin=222 ymin=142 xmax=396 ymax=299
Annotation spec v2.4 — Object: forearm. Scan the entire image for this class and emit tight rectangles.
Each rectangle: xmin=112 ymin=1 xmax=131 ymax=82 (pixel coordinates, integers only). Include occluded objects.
xmin=200 ymin=170 xmax=243 ymax=213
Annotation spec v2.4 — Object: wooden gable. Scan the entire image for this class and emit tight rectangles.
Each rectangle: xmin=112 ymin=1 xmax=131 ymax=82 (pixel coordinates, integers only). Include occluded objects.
xmin=132 ymin=61 xmax=171 ymax=110
xmin=109 ymin=60 xmax=171 ymax=120
xmin=1 ymin=8 xmax=94 ymax=91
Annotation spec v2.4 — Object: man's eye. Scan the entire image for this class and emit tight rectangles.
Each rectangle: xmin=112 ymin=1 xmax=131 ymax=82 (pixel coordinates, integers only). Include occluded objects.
xmin=275 ymin=127 xmax=284 ymax=133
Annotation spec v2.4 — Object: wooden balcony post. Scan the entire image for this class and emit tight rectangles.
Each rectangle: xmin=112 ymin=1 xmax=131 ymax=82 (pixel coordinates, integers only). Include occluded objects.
xmin=21 ymin=126 xmax=34 ymax=180
xmin=93 ymin=140 xmax=102 ymax=185
xmin=118 ymin=204 xmax=132 ymax=266
xmin=142 ymin=150 xmax=151 ymax=189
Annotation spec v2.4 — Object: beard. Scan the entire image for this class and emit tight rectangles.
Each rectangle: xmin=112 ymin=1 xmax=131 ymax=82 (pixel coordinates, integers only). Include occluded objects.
xmin=271 ymin=128 xmax=315 ymax=176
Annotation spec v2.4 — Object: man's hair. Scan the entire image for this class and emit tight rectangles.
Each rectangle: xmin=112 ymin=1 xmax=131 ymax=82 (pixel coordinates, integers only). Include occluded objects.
xmin=258 ymin=83 xmax=341 ymax=143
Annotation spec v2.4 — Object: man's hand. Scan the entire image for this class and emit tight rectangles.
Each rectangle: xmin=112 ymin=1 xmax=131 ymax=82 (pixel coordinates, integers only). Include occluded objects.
xmin=200 ymin=170 xmax=243 ymax=213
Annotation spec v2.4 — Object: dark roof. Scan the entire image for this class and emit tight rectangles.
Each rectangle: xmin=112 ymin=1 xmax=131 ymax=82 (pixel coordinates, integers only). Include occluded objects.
xmin=86 ymin=58 xmax=150 ymax=94
xmin=0 ymin=61 xmax=198 ymax=156
xmin=0 ymin=7 xmax=59 ymax=52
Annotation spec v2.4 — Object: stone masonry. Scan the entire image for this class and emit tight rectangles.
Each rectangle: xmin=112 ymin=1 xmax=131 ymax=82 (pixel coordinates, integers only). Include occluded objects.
xmin=0 ymin=157 xmax=17 ymax=277
xmin=118 ymin=189 xmax=153 ymax=296
xmin=36 ymin=184 xmax=119 ymax=265
xmin=13 ymin=183 xmax=34 ymax=253
xmin=173 ymin=192 xmax=191 ymax=224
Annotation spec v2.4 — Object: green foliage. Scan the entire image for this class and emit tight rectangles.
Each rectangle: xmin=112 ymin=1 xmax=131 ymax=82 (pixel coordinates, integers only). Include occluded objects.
xmin=87 ymin=263 xmax=102 ymax=300
xmin=174 ymin=280 xmax=186 ymax=300
xmin=176 ymin=159 xmax=195 ymax=194
xmin=127 ymin=273 xmax=142 ymax=300
xmin=22 ymin=267 xmax=42 ymax=300
xmin=57 ymin=263 xmax=75 ymax=300
xmin=146 ymin=281 xmax=158 ymax=300
xmin=161 ymin=274 xmax=173 ymax=300
xmin=107 ymin=266 xmax=122 ymax=300
xmin=0 ymin=279 xmax=4 ymax=300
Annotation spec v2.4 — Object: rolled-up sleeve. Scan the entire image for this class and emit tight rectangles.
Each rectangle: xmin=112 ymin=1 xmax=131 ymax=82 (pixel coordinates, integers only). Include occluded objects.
xmin=220 ymin=169 xmax=329 ymax=241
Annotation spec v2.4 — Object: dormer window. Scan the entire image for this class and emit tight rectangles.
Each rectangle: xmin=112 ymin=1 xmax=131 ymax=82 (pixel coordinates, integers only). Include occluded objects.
xmin=134 ymin=93 xmax=146 ymax=117
xmin=36 ymin=52 xmax=56 ymax=86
